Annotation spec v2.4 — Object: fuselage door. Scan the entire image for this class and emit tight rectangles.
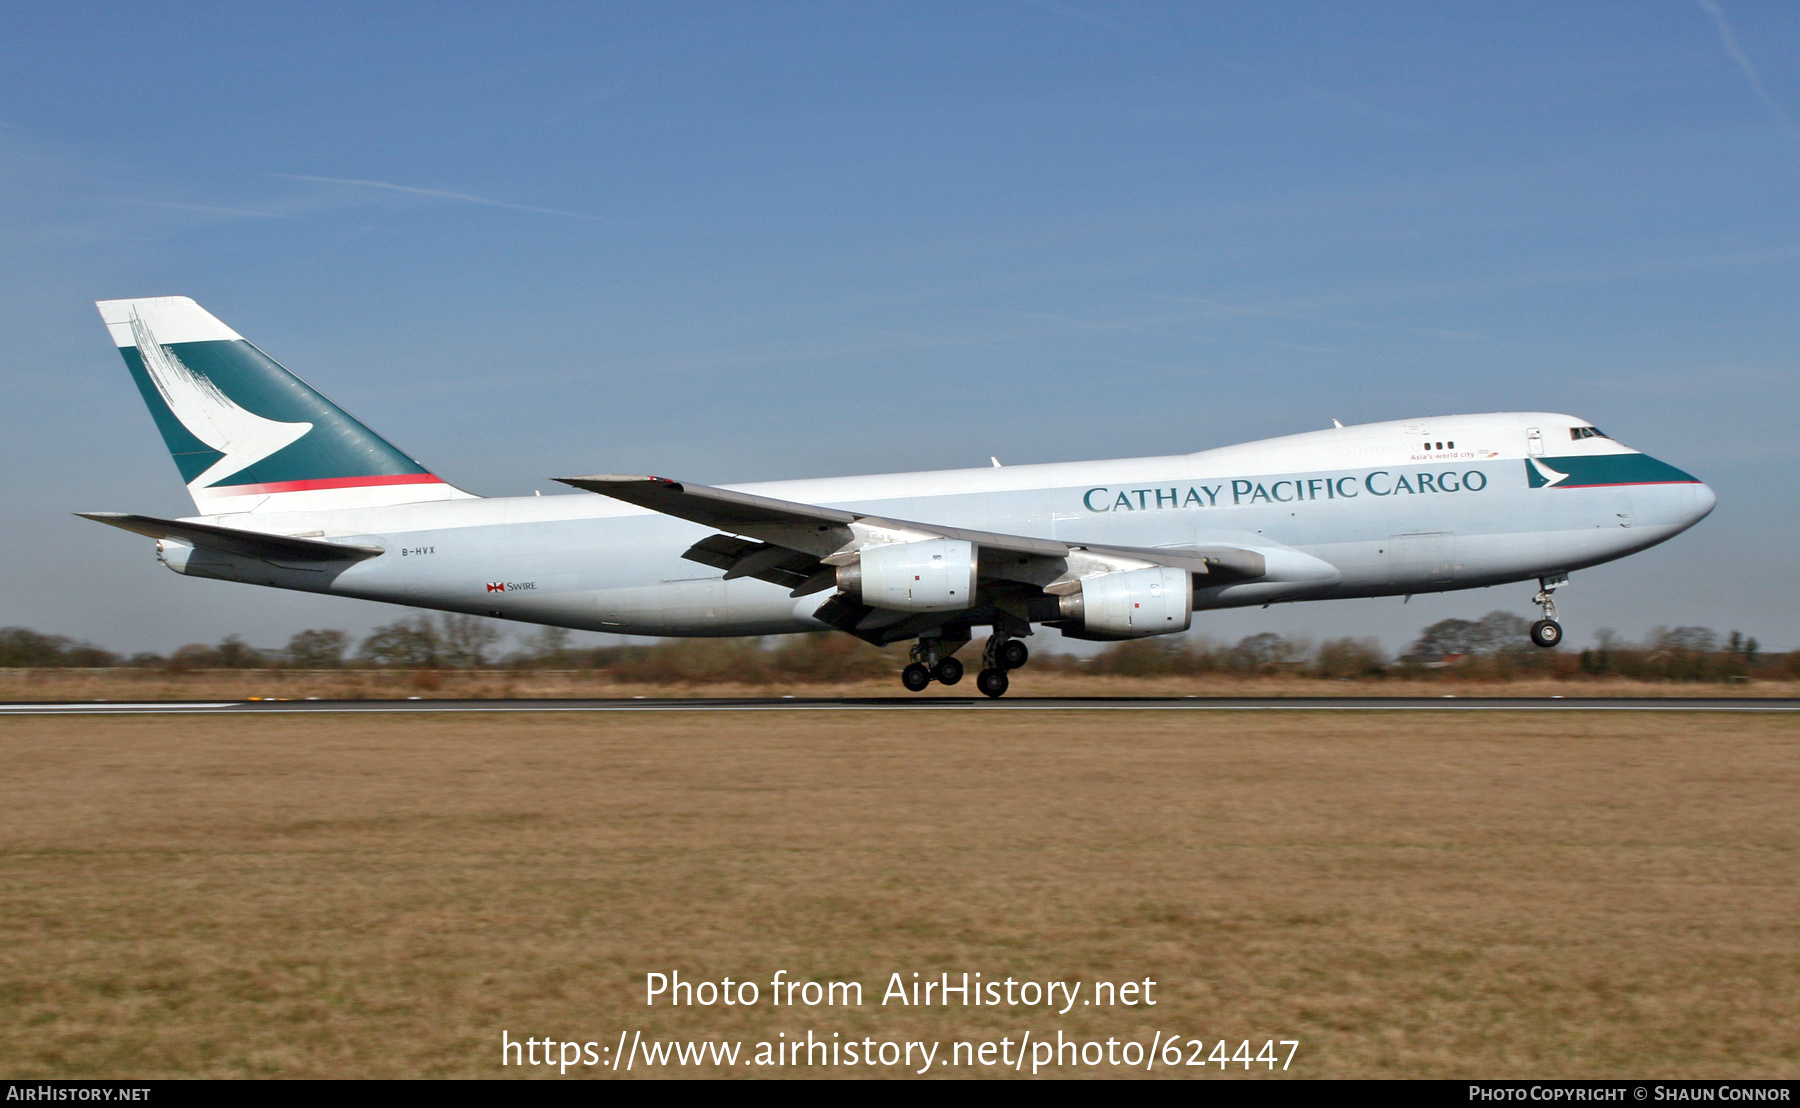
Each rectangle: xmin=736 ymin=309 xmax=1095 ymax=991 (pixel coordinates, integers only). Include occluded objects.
xmin=1388 ymin=531 xmax=1457 ymax=587
xmin=1526 ymin=427 xmax=1544 ymax=456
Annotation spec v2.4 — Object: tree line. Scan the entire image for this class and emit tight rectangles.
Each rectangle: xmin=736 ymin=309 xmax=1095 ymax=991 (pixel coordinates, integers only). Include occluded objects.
xmin=0 ymin=610 xmax=1792 ymax=683
xmin=1080 ymin=613 xmax=1783 ymax=682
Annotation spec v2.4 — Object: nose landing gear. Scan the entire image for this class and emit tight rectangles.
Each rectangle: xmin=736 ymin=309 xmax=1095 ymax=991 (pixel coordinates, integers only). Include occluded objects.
xmin=1530 ymin=573 xmax=1567 ymax=649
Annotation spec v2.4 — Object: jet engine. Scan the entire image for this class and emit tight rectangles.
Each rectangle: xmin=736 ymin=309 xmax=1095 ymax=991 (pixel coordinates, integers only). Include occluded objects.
xmin=836 ymin=538 xmax=976 ymax=612
xmin=1057 ymin=566 xmax=1193 ymax=638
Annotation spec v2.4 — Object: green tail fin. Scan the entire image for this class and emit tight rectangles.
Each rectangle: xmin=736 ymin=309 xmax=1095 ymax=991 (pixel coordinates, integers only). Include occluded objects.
xmin=97 ymin=296 xmax=475 ymax=513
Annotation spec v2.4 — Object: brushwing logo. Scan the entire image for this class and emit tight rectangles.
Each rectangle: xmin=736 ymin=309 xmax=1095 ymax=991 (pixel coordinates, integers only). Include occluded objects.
xmin=1527 ymin=457 xmax=1570 ymax=487
xmin=129 ymin=311 xmax=313 ymax=490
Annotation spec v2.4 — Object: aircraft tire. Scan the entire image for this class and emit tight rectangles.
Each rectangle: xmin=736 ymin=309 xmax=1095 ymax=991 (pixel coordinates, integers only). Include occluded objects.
xmin=933 ymin=657 xmax=964 ymax=685
xmin=1530 ymin=619 xmax=1563 ymax=649
xmin=976 ymin=667 xmax=1010 ymax=698
xmin=901 ymin=663 xmax=932 ymax=692
xmin=998 ymin=640 xmax=1030 ymax=670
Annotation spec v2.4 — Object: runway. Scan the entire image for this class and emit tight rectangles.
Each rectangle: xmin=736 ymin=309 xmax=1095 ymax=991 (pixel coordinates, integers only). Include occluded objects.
xmin=1 ymin=696 xmax=1797 ymax=714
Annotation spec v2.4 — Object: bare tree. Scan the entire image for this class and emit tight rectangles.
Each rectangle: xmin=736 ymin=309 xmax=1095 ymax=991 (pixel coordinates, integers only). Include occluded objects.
xmin=1411 ymin=611 xmax=1531 ymax=657
xmin=358 ymin=615 xmax=441 ymax=668
xmin=438 ymin=614 xmax=503 ymax=668
xmin=285 ymin=629 xmax=348 ymax=668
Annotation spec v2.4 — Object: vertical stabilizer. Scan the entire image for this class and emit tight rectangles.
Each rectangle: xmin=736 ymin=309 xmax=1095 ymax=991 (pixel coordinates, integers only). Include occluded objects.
xmin=96 ymin=296 xmax=476 ymax=514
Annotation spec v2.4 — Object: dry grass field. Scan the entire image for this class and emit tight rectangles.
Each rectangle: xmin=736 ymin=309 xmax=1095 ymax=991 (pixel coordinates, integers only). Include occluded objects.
xmin=1 ymin=709 xmax=1796 ymax=1079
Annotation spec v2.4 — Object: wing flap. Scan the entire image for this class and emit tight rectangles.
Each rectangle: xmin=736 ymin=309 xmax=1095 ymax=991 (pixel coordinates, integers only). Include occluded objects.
xmin=680 ymin=533 xmax=760 ymax=571
xmin=680 ymin=534 xmax=825 ymax=588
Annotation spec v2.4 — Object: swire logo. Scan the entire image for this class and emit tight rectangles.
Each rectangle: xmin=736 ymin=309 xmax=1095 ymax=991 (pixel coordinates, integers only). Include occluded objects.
xmin=487 ymin=582 xmax=506 ymax=592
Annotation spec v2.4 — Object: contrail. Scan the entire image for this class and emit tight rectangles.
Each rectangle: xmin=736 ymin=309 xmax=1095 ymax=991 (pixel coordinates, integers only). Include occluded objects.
xmin=123 ymin=199 xmax=298 ymax=220
xmin=1695 ymin=0 xmax=1800 ymax=142
xmin=274 ymin=174 xmax=606 ymax=221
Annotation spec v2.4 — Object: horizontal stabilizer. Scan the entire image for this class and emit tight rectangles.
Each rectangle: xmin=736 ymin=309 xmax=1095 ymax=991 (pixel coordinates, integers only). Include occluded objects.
xmin=77 ymin=512 xmax=384 ymax=562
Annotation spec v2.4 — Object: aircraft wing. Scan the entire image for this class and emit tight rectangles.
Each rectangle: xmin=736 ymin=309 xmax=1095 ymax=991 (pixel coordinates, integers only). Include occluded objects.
xmin=558 ymin=474 xmax=1065 ymax=557
xmin=555 ymin=474 xmax=1265 ymax=593
xmin=77 ymin=512 xmax=385 ymax=562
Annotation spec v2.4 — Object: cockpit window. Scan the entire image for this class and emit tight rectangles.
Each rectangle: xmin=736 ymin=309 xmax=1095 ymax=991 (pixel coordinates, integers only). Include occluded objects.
xmin=1570 ymin=426 xmax=1608 ymax=440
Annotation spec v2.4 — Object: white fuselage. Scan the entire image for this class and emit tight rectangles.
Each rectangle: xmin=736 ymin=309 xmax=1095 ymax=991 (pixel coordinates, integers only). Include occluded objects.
xmin=158 ymin=412 xmax=1715 ymax=637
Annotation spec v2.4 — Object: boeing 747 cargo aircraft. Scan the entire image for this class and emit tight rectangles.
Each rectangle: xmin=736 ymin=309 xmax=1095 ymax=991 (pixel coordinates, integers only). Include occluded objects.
xmin=81 ymin=296 xmax=1715 ymax=696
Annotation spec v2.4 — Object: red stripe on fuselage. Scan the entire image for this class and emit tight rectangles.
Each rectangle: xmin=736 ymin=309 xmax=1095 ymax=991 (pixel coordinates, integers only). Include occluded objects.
xmin=196 ymin=473 xmax=447 ymax=497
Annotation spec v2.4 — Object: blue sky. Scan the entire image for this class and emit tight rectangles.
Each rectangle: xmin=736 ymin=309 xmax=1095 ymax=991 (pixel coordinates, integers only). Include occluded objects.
xmin=2 ymin=2 xmax=1796 ymax=655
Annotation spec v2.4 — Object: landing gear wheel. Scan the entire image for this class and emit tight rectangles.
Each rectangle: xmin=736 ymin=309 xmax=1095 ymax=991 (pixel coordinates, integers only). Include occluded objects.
xmin=998 ymin=640 xmax=1030 ymax=670
xmin=1530 ymin=619 xmax=1563 ymax=649
xmin=901 ymin=663 xmax=932 ymax=692
xmin=932 ymin=657 xmax=964 ymax=686
xmin=976 ymin=667 xmax=1010 ymax=698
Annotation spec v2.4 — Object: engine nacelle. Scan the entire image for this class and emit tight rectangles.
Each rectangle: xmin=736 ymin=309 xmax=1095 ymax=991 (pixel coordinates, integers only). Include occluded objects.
xmin=156 ymin=538 xmax=195 ymax=574
xmin=837 ymin=538 xmax=976 ymax=612
xmin=1058 ymin=566 xmax=1193 ymax=638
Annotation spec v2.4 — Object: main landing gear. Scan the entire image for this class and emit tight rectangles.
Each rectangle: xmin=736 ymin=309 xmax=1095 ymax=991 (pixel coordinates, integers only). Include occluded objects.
xmin=975 ymin=634 xmax=1030 ymax=699
xmin=900 ymin=636 xmax=968 ymax=693
xmin=900 ymin=657 xmax=964 ymax=691
xmin=897 ymin=633 xmax=1030 ymax=697
xmin=1530 ymin=573 xmax=1568 ymax=649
